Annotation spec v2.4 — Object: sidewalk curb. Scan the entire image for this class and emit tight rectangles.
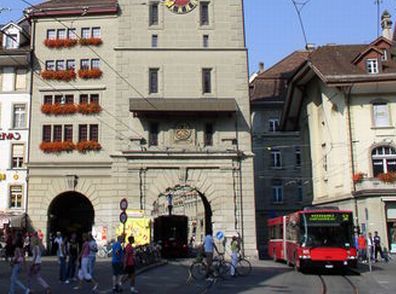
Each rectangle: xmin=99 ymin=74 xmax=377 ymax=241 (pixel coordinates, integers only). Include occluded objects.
xmin=136 ymin=260 xmax=168 ymax=275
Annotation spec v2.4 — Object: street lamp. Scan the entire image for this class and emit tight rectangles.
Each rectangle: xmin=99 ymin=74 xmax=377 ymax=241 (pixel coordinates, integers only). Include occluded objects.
xmin=167 ymin=192 xmax=173 ymax=216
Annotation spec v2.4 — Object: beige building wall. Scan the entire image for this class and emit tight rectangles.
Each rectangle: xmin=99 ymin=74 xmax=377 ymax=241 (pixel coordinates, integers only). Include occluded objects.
xmin=300 ymin=79 xmax=396 ymax=247
xmin=28 ymin=14 xmax=119 ymax=239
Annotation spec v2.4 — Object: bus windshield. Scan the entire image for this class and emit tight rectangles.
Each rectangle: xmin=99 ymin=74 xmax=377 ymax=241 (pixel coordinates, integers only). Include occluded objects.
xmin=300 ymin=212 xmax=354 ymax=248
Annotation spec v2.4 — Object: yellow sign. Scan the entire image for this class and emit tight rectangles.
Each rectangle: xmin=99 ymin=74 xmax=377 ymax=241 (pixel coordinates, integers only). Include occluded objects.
xmin=0 ymin=173 xmax=6 ymax=181
xmin=117 ymin=217 xmax=151 ymax=246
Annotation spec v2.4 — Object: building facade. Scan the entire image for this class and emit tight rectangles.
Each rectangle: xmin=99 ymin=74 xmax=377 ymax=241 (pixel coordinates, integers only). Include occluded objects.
xmin=0 ymin=21 xmax=31 ymax=229
xmin=26 ymin=0 xmax=257 ymax=255
xmin=250 ymin=52 xmax=310 ymax=256
xmin=26 ymin=0 xmax=119 ymax=243
xmin=282 ymin=13 xmax=396 ymax=253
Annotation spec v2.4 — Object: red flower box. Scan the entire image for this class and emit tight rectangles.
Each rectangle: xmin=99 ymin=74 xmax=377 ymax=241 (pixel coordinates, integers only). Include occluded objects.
xmin=41 ymin=70 xmax=76 ymax=81
xmin=352 ymin=172 xmax=364 ymax=184
xmin=377 ymin=172 xmax=396 ymax=183
xmin=41 ymin=104 xmax=77 ymax=115
xmin=78 ymin=69 xmax=103 ymax=79
xmin=44 ymin=38 xmax=78 ymax=48
xmin=76 ymin=141 xmax=102 ymax=153
xmin=79 ymin=38 xmax=103 ymax=46
xmin=40 ymin=141 xmax=76 ymax=153
xmin=77 ymin=103 xmax=102 ymax=115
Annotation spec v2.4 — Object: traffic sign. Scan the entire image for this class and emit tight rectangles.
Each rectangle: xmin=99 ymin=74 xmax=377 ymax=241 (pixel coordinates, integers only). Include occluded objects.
xmin=120 ymin=198 xmax=128 ymax=211
xmin=119 ymin=211 xmax=128 ymax=224
xmin=216 ymin=231 xmax=224 ymax=240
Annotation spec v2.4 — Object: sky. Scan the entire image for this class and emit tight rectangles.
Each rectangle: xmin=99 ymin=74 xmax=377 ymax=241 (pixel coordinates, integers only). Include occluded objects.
xmin=1 ymin=0 xmax=395 ymax=73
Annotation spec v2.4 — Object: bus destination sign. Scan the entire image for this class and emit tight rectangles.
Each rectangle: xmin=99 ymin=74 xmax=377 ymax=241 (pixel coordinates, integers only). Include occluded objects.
xmin=307 ymin=213 xmax=350 ymax=223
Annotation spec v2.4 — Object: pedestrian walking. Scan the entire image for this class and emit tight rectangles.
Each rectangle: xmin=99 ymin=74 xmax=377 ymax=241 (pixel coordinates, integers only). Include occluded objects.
xmin=8 ymin=233 xmax=30 ymax=294
xmin=28 ymin=233 xmax=51 ymax=293
xmin=66 ymin=233 xmax=79 ymax=283
xmin=203 ymin=231 xmax=219 ymax=278
xmin=5 ymin=231 xmax=14 ymax=262
xmin=54 ymin=232 xmax=67 ymax=282
xmin=88 ymin=233 xmax=98 ymax=276
xmin=112 ymin=235 xmax=125 ymax=293
xmin=230 ymin=234 xmax=240 ymax=277
xmin=357 ymin=233 xmax=367 ymax=262
xmin=122 ymin=236 xmax=138 ymax=293
xmin=367 ymin=232 xmax=374 ymax=261
xmin=23 ymin=233 xmax=31 ymax=257
xmin=73 ymin=233 xmax=98 ymax=291
xmin=374 ymin=231 xmax=384 ymax=262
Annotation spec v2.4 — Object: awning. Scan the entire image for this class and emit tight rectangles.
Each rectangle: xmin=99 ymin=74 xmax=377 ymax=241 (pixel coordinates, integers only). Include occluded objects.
xmin=129 ymin=98 xmax=238 ymax=116
xmin=0 ymin=212 xmax=26 ymax=229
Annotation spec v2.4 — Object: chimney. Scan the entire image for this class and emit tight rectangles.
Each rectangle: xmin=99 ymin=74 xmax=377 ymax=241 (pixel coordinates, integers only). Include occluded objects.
xmin=258 ymin=62 xmax=265 ymax=73
xmin=305 ymin=43 xmax=315 ymax=51
xmin=381 ymin=10 xmax=393 ymax=40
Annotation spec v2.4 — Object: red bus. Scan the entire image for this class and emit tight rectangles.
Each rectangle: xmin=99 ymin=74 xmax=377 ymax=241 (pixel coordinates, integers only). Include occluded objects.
xmin=268 ymin=208 xmax=357 ymax=271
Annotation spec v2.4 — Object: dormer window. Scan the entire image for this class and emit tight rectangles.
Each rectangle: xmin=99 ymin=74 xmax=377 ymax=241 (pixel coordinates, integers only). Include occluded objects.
xmin=5 ymin=34 xmax=18 ymax=49
xmin=381 ymin=49 xmax=388 ymax=61
xmin=366 ymin=58 xmax=379 ymax=74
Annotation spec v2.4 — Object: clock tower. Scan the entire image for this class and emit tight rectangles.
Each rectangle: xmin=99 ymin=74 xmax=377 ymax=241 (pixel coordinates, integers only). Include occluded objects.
xmin=114 ymin=0 xmax=257 ymax=257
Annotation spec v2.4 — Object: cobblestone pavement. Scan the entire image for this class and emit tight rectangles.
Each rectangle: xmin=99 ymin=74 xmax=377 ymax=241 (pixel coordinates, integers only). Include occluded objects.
xmin=1 ymin=257 xmax=396 ymax=293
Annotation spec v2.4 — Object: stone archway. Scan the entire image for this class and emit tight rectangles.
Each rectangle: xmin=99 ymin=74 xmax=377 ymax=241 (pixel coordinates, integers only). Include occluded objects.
xmin=152 ymin=185 xmax=213 ymax=242
xmin=47 ymin=192 xmax=94 ymax=242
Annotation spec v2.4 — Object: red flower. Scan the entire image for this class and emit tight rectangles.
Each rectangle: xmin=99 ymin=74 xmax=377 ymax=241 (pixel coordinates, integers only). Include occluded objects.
xmin=41 ymin=70 xmax=76 ymax=81
xmin=78 ymin=69 xmax=103 ymax=79
xmin=77 ymin=103 xmax=102 ymax=115
xmin=377 ymin=172 xmax=396 ymax=183
xmin=44 ymin=39 xmax=78 ymax=48
xmin=79 ymin=38 xmax=103 ymax=46
xmin=41 ymin=104 xmax=77 ymax=115
xmin=352 ymin=172 xmax=364 ymax=184
xmin=40 ymin=141 xmax=76 ymax=153
xmin=76 ymin=141 xmax=102 ymax=153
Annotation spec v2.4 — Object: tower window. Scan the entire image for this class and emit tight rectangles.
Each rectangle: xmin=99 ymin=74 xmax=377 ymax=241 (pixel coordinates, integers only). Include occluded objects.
xmin=200 ymin=2 xmax=209 ymax=26
xmin=202 ymin=68 xmax=212 ymax=94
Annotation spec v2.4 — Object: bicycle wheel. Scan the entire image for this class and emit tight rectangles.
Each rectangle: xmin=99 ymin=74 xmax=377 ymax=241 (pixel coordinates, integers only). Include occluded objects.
xmin=97 ymin=248 xmax=106 ymax=258
xmin=189 ymin=262 xmax=207 ymax=281
xmin=217 ymin=261 xmax=235 ymax=280
xmin=236 ymin=258 xmax=252 ymax=276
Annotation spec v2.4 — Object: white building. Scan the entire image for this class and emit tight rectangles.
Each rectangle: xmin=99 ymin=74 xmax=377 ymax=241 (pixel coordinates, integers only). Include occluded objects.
xmin=0 ymin=21 xmax=31 ymax=230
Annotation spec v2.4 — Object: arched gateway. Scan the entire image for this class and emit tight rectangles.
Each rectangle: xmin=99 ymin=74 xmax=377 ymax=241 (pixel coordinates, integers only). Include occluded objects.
xmin=47 ymin=192 xmax=94 ymax=239
xmin=151 ymin=185 xmax=212 ymax=243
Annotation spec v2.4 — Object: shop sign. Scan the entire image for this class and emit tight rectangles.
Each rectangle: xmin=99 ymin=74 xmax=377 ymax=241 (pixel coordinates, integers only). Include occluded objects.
xmin=0 ymin=132 xmax=21 ymax=141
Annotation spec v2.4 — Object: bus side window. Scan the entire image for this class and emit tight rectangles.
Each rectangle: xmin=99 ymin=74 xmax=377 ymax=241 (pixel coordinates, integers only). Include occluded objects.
xmin=279 ymin=225 xmax=283 ymax=240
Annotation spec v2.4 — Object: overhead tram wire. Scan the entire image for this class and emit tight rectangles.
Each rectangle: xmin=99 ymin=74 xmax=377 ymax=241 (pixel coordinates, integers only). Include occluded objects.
xmin=0 ymin=29 xmax=146 ymax=148
xmin=289 ymin=0 xmax=311 ymax=49
xmin=1 ymin=8 xmax=148 ymax=141
xmin=18 ymin=0 xmax=157 ymax=110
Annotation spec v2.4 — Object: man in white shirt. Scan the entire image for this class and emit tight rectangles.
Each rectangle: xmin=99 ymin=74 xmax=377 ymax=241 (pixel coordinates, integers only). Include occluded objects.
xmin=54 ymin=231 xmax=66 ymax=282
xmin=203 ymin=231 xmax=218 ymax=278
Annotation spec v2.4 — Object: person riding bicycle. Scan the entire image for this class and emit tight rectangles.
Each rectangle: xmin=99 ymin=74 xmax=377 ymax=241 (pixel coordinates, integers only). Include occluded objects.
xmin=230 ymin=233 xmax=241 ymax=277
xmin=203 ymin=231 xmax=219 ymax=278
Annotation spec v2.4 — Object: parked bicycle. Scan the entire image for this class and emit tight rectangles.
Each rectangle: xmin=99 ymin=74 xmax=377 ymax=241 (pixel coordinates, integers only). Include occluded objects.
xmin=189 ymin=252 xmax=234 ymax=281
xmin=97 ymin=240 xmax=114 ymax=258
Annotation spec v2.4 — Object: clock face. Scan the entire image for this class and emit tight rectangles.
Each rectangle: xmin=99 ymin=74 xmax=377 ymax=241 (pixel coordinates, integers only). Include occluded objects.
xmin=165 ymin=0 xmax=199 ymax=14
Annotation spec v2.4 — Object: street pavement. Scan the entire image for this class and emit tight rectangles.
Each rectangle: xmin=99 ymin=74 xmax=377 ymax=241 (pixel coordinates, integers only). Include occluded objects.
xmin=1 ymin=256 xmax=396 ymax=293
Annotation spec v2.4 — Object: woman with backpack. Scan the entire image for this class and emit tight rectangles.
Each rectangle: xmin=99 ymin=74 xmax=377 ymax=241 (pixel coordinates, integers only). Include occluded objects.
xmin=28 ymin=232 xmax=51 ymax=293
